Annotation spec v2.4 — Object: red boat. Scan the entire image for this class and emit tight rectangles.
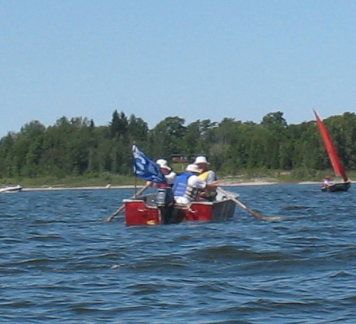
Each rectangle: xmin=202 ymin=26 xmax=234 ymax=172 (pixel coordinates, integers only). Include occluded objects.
xmin=124 ymin=188 xmax=236 ymax=226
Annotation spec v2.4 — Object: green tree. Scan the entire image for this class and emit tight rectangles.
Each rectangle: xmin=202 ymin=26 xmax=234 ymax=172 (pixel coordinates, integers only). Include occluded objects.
xmin=149 ymin=117 xmax=187 ymax=159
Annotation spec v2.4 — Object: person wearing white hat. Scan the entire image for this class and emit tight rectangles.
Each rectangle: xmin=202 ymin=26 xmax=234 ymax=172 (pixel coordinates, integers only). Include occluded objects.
xmin=156 ymin=159 xmax=176 ymax=185
xmin=146 ymin=159 xmax=176 ymax=188
xmin=173 ymin=164 xmax=217 ymax=204
xmin=194 ymin=156 xmax=218 ymax=201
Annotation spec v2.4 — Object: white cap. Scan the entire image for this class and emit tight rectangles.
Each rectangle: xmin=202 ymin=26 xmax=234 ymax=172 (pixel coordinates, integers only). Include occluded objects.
xmin=194 ymin=156 xmax=209 ymax=164
xmin=156 ymin=159 xmax=171 ymax=171
xmin=186 ymin=164 xmax=201 ymax=173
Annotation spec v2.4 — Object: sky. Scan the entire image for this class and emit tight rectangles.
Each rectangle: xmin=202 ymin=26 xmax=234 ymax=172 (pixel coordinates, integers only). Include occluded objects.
xmin=1 ymin=0 xmax=356 ymax=137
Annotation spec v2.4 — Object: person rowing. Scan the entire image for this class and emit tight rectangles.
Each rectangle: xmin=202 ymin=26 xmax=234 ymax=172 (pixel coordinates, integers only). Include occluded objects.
xmin=146 ymin=159 xmax=177 ymax=188
xmin=173 ymin=164 xmax=218 ymax=204
xmin=194 ymin=156 xmax=218 ymax=201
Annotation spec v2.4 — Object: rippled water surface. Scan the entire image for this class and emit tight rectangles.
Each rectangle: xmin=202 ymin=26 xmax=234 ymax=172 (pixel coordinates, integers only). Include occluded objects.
xmin=1 ymin=184 xmax=356 ymax=323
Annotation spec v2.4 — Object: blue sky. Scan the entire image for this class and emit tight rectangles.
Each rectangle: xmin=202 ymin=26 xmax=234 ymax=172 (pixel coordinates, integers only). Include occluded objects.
xmin=1 ymin=0 xmax=356 ymax=137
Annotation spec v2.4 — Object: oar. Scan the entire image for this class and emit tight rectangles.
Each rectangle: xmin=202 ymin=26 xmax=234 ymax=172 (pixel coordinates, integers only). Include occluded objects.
xmin=217 ymin=187 xmax=282 ymax=221
xmin=105 ymin=184 xmax=150 ymax=222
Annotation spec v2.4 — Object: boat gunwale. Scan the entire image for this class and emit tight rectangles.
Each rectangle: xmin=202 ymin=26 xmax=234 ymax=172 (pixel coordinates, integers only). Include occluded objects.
xmin=123 ymin=198 xmax=234 ymax=207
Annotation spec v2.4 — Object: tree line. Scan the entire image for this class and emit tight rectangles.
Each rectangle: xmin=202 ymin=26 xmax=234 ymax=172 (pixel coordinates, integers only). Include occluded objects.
xmin=1 ymin=110 xmax=356 ymax=180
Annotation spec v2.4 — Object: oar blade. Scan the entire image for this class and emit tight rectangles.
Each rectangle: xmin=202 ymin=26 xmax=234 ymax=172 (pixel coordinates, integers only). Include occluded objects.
xmin=105 ymin=205 xmax=125 ymax=222
xmin=217 ymin=187 xmax=282 ymax=222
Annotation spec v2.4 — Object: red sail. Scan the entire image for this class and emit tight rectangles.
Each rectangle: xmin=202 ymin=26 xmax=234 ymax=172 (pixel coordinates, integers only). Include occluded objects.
xmin=314 ymin=110 xmax=348 ymax=182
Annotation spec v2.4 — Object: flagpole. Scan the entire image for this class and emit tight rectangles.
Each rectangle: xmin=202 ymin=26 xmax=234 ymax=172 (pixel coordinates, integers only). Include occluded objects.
xmin=133 ymin=143 xmax=137 ymax=195
xmin=134 ymin=174 xmax=137 ymax=195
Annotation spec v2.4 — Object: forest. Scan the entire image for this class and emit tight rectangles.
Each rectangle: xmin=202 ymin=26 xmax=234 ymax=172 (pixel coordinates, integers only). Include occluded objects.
xmin=1 ymin=110 xmax=356 ymax=183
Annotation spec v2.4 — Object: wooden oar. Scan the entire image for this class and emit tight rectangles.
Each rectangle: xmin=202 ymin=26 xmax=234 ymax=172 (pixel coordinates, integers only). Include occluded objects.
xmin=105 ymin=184 xmax=150 ymax=222
xmin=217 ymin=187 xmax=281 ymax=221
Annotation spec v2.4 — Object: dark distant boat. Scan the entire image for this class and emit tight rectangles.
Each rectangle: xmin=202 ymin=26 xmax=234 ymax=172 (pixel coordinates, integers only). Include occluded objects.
xmin=314 ymin=110 xmax=351 ymax=192
xmin=124 ymin=188 xmax=236 ymax=226
xmin=0 ymin=184 xmax=23 ymax=193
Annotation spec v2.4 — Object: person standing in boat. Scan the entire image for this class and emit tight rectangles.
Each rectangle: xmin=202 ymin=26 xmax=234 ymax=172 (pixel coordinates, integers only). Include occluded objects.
xmin=146 ymin=159 xmax=176 ymax=188
xmin=173 ymin=164 xmax=218 ymax=204
xmin=194 ymin=156 xmax=218 ymax=201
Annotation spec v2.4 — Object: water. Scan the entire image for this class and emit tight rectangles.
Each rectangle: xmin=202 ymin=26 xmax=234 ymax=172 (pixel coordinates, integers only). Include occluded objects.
xmin=1 ymin=184 xmax=356 ymax=323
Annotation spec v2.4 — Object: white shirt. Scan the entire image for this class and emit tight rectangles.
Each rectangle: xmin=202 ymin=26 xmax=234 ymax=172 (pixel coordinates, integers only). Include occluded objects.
xmin=150 ymin=171 xmax=177 ymax=188
xmin=165 ymin=171 xmax=176 ymax=185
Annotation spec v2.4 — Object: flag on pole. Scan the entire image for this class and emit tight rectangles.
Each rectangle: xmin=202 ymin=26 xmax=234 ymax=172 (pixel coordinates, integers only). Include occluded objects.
xmin=132 ymin=145 xmax=165 ymax=183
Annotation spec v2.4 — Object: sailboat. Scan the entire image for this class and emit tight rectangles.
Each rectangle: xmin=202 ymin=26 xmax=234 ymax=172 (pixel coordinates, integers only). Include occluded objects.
xmin=314 ymin=110 xmax=351 ymax=192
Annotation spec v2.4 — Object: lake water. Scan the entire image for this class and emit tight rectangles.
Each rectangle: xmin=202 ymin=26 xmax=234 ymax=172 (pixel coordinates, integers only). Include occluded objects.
xmin=1 ymin=184 xmax=355 ymax=323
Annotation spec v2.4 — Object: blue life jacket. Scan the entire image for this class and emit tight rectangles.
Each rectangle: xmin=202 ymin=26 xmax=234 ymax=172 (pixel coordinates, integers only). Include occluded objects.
xmin=173 ymin=172 xmax=192 ymax=197
xmin=173 ymin=172 xmax=200 ymax=201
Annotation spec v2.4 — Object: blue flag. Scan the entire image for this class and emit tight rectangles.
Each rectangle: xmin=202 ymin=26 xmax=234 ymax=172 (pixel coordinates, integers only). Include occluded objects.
xmin=132 ymin=145 xmax=165 ymax=183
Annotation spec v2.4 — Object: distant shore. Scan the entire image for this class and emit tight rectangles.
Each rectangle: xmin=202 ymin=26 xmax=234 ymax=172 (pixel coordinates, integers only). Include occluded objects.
xmin=20 ymin=181 xmax=323 ymax=192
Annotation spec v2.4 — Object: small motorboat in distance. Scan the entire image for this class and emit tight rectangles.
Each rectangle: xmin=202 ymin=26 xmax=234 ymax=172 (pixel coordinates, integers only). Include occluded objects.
xmin=0 ymin=184 xmax=23 ymax=193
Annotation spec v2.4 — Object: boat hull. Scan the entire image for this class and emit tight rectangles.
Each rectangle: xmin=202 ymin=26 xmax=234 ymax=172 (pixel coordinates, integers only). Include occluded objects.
xmin=322 ymin=181 xmax=351 ymax=192
xmin=124 ymin=195 xmax=236 ymax=226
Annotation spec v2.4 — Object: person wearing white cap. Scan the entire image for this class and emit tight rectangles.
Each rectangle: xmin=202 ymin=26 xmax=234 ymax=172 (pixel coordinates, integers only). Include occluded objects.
xmin=194 ymin=155 xmax=218 ymax=201
xmin=146 ymin=159 xmax=176 ymax=188
xmin=173 ymin=164 xmax=217 ymax=204
xmin=156 ymin=159 xmax=176 ymax=185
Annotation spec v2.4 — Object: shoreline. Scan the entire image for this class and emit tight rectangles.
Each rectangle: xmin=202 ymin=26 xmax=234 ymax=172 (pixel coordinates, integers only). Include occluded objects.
xmin=20 ymin=181 xmax=322 ymax=192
